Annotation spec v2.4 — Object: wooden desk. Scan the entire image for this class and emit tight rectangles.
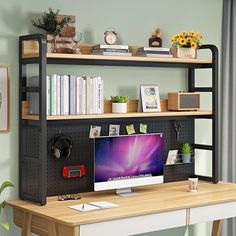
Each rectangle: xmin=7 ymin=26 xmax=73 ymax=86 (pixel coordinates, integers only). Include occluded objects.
xmin=8 ymin=181 xmax=236 ymax=236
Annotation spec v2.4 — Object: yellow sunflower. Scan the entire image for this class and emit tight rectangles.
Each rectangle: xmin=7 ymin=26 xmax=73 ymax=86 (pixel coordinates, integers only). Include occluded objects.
xmin=179 ymin=38 xmax=187 ymax=46
xmin=191 ymin=42 xmax=197 ymax=49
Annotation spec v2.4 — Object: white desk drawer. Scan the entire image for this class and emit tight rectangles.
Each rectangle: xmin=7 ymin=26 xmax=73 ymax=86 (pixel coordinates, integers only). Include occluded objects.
xmin=80 ymin=209 xmax=186 ymax=236
xmin=190 ymin=201 xmax=236 ymax=225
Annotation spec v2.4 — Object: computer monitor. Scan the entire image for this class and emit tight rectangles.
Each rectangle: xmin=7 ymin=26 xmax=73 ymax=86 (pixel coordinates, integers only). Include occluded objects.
xmin=94 ymin=133 xmax=164 ymax=196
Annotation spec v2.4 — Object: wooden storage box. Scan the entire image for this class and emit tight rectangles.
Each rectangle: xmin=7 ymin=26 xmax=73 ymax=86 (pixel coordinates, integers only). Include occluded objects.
xmin=168 ymin=92 xmax=200 ymax=111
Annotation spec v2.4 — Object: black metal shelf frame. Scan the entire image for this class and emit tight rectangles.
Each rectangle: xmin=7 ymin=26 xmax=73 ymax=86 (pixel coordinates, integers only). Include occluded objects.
xmin=19 ymin=34 xmax=219 ymax=205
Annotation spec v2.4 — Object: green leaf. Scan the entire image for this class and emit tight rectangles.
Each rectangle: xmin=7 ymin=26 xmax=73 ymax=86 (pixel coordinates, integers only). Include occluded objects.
xmin=0 ymin=181 xmax=14 ymax=195
xmin=1 ymin=222 xmax=9 ymax=231
xmin=0 ymin=201 xmax=6 ymax=209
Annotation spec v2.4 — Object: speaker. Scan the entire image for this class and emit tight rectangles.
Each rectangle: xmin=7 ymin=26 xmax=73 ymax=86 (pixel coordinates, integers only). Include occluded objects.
xmin=49 ymin=134 xmax=73 ymax=159
xmin=168 ymin=92 xmax=200 ymax=111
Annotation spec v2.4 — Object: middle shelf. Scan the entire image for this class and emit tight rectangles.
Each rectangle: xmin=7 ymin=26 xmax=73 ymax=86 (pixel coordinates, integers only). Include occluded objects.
xmin=22 ymin=100 xmax=212 ymax=120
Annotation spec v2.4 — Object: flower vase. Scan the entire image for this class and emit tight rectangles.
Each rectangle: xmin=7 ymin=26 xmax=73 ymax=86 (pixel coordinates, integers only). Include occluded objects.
xmin=177 ymin=48 xmax=196 ymax=59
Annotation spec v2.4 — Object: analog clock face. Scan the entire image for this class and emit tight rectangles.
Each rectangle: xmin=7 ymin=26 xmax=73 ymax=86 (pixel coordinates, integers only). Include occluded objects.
xmin=104 ymin=32 xmax=117 ymax=45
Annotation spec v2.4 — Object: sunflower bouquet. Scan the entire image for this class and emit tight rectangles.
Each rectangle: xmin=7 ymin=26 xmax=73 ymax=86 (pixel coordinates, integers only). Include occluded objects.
xmin=170 ymin=31 xmax=203 ymax=49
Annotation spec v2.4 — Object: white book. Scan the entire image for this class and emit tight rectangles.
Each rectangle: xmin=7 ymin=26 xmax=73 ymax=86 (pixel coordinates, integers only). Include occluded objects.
xmin=56 ymin=75 xmax=61 ymax=115
xmin=82 ymin=78 xmax=86 ymax=114
xmin=95 ymin=44 xmax=129 ymax=50
xmin=76 ymin=77 xmax=83 ymax=114
xmin=64 ymin=75 xmax=70 ymax=115
xmin=86 ymin=77 xmax=92 ymax=114
xmin=60 ymin=75 xmax=65 ymax=115
xmin=92 ymin=77 xmax=98 ymax=114
xmin=46 ymin=76 xmax=51 ymax=115
xmin=97 ymin=76 xmax=102 ymax=114
xmin=50 ymin=74 xmax=57 ymax=115
xmin=69 ymin=75 xmax=76 ymax=115
xmin=138 ymin=47 xmax=170 ymax=52
xmin=101 ymin=79 xmax=104 ymax=114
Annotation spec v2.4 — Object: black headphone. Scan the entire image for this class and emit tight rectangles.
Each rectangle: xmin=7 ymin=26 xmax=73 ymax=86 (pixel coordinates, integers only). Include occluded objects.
xmin=50 ymin=134 xmax=73 ymax=159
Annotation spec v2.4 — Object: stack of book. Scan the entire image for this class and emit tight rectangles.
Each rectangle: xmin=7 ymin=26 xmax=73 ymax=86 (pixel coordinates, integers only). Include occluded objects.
xmin=92 ymin=44 xmax=132 ymax=56
xmin=136 ymin=47 xmax=173 ymax=58
xmin=28 ymin=75 xmax=104 ymax=116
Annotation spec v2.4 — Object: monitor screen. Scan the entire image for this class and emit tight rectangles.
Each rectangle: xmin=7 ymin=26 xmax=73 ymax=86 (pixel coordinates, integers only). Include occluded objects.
xmin=94 ymin=133 xmax=164 ymax=193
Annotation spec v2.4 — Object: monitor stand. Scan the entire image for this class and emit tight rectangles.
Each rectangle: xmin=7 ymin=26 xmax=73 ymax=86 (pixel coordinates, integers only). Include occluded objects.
xmin=116 ymin=188 xmax=138 ymax=197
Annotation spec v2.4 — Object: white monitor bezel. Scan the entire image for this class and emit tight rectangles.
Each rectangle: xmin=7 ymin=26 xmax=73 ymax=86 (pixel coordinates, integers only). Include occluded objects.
xmin=94 ymin=133 xmax=164 ymax=192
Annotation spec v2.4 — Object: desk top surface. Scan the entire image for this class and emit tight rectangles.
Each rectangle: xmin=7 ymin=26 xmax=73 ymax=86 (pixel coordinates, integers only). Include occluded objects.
xmin=8 ymin=181 xmax=236 ymax=226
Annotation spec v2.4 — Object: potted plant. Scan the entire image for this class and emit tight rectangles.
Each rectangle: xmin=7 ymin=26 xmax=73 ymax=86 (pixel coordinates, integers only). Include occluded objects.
xmin=32 ymin=8 xmax=71 ymax=52
xmin=0 ymin=181 xmax=14 ymax=231
xmin=170 ymin=31 xmax=203 ymax=59
xmin=181 ymin=143 xmax=192 ymax=163
xmin=111 ymin=96 xmax=129 ymax=113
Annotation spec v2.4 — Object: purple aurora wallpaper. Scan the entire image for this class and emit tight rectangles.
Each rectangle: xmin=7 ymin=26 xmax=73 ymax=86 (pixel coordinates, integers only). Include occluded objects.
xmin=94 ymin=134 xmax=163 ymax=182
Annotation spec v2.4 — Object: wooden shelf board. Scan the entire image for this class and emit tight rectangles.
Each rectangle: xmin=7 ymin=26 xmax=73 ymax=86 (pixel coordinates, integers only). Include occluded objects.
xmin=22 ymin=111 xmax=212 ymax=121
xmin=47 ymin=53 xmax=212 ymax=64
xmin=22 ymin=53 xmax=212 ymax=64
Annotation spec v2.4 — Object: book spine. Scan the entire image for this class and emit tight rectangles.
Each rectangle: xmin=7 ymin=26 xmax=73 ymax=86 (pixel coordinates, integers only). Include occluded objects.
xmin=93 ymin=49 xmax=129 ymax=53
xmin=46 ymin=76 xmax=51 ymax=115
xmin=50 ymin=74 xmax=57 ymax=116
xmin=92 ymin=77 xmax=98 ymax=114
xmin=69 ymin=75 xmax=76 ymax=115
xmin=82 ymin=78 xmax=86 ymax=114
xmin=97 ymin=76 xmax=102 ymax=114
xmin=86 ymin=77 xmax=91 ymax=114
xmin=60 ymin=75 xmax=65 ymax=115
xmin=76 ymin=76 xmax=79 ymax=114
xmin=101 ymin=79 xmax=104 ymax=114
xmin=56 ymin=75 xmax=61 ymax=115
xmin=94 ymin=44 xmax=129 ymax=50
xmin=64 ymin=75 xmax=69 ymax=115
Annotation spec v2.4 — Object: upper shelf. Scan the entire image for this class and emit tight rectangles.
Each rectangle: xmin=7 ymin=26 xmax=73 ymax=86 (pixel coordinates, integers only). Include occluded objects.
xmin=22 ymin=52 xmax=213 ymax=68
xmin=20 ymin=35 xmax=214 ymax=68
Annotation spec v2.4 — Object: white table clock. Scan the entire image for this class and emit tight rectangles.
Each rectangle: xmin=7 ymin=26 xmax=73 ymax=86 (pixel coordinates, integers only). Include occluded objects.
xmin=104 ymin=28 xmax=118 ymax=45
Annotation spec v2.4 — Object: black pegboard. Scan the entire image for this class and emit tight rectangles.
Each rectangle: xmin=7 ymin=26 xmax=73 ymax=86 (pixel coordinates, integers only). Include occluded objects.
xmin=45 ymin=117 xmax=194 ymax=196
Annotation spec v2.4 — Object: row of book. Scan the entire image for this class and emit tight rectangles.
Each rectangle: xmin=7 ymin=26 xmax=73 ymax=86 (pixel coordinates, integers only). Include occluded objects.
xmin=28 ymin=75 xmax=104 ymax=116
xmin=48 ymin=75 xmax=104 ymax=115
xmin=91 ymin=44 xmax=132 ymax=56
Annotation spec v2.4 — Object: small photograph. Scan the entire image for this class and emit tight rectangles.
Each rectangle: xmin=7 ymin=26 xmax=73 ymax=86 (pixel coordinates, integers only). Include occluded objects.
xmin=126 ymin=124 xmax=135 ymax=135
xmin=109 ymin=124 xmax=120 ymax=136
xmin=89 ymin=125 xmax=101 ymax=138
xmin=140 ymin=123 xmax=147 ymax=134
xmin=140 ymin=85 xmax=161 ymax=112
xmin=166 ymin=150 xmax=178 ymax=165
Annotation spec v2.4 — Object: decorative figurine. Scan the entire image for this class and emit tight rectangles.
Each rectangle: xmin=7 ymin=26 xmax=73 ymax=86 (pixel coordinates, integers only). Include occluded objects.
xmin=149 ymin=28 xmax=162 ymax=47
xmin=104 ymin=28 xmax=118 ymax=45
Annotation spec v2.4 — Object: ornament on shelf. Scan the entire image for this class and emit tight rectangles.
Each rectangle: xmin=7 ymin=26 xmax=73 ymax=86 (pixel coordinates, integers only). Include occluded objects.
xmin=149 ymin=28 xmax=162 ymax=47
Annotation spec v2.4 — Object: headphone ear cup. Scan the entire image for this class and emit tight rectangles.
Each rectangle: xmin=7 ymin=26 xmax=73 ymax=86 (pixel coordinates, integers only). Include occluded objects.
xmin=53 ymin=147 xmax=61 ymax=159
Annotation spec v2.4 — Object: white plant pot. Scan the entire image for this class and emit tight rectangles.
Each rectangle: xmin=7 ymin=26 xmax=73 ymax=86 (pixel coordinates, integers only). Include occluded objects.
xmin=112 ymin=103 xmax=127 ymax=113
xmin=177 ymin=47 xmax=196 ymax=59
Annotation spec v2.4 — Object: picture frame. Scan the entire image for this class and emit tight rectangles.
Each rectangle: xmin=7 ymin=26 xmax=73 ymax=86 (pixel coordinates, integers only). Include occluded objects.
xmin=109 ymin=124 xmax=120 ymax=136
xmin=0 ymin=65 xmax=10 ymax=132
xmin=140 ymin=84 xmax=161 ymax=112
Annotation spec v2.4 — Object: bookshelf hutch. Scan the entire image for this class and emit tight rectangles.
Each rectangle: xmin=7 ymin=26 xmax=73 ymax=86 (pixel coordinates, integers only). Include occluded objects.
xmin=19 ymin=34 xmax=218 ymax=205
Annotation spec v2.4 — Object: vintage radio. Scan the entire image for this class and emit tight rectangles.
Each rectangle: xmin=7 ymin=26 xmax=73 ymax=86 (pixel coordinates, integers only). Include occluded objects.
xmin=168 ymin=92 xmax=200 ymax=111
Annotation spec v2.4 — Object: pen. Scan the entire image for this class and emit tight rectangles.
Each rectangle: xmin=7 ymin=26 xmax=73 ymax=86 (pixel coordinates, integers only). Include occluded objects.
xmin=82 ymin=204 xmax=85 ymax=211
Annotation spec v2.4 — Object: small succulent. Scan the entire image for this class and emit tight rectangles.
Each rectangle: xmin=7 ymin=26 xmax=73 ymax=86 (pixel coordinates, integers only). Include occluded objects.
xmin=32 ymin=8 xmax=71 ymax=36
xmin=181 ymin=143 xmax=192 ymax=154
xmin=0 ymin=181 xmax=14 ymax=231
xmin=111 ymin=96 xmax=129 ymax=103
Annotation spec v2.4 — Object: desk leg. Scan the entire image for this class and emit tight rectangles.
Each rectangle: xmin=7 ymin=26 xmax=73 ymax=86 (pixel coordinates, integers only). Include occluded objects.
xmin=57 ymin=224 xmax=79 ymax=236
xmin=212 ymin=220 xmax=222 ymax=236
xmin=21 ymin=212 xmax=32 ymax=236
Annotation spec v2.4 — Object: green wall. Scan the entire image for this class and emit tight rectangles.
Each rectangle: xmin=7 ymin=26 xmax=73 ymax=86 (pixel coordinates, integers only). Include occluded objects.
xmin=0 ymin=0 xmax=222 ymax=235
